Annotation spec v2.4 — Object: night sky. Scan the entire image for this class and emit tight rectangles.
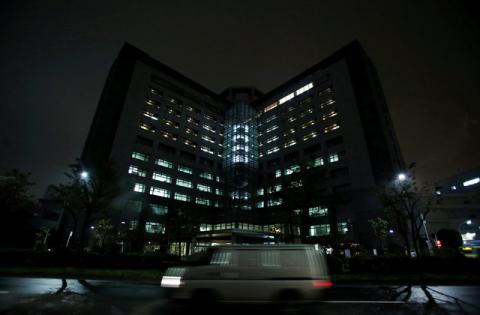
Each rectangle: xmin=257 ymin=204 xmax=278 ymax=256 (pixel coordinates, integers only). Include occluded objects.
xmin=1 ymin=0 xmax=479 ymax=197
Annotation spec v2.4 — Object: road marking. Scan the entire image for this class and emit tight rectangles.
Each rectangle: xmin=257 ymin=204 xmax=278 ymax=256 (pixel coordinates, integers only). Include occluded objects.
xmin=0 ymin=291 xmax=9 ymax=294
xmin=322 ymin=300 xmax=405 ymax=304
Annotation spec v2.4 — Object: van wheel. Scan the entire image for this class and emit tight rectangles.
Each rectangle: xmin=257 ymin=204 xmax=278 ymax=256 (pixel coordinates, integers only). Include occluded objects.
xmin=277 ymin=290 xmax=301 ymax=314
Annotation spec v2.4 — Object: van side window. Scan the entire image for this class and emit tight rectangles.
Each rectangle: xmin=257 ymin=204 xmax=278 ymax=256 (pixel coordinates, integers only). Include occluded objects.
xmin=280 ymin=250 xmax=309 ymax=267
xmin=261 ymin=250 xmax=281 ymax=267
xmin=238 ymin=250 xmax=261 ymax=267
xmin=210 ymin=250 xmax=233 ymax=265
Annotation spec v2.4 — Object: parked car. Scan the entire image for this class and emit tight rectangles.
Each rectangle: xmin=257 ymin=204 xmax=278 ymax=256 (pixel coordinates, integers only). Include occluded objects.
xmin=161 ymin=244 xmax=332 ymax=304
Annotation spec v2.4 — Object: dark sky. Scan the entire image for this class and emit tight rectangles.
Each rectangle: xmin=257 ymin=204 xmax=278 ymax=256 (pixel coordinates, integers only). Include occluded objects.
xmin=1 ymin=0 xmax=479 ymax=197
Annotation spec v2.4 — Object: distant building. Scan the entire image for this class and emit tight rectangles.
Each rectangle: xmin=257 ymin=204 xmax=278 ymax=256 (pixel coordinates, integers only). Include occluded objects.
xmin=81 ymin=41 xmax=404 ymax=254
xmin=429 ymin=167 xmax=480 ymax=241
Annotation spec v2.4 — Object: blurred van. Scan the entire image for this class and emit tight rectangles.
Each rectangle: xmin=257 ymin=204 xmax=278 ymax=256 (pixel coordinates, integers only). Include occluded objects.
xmin=161 ymin=244 xmax=331 ymax=304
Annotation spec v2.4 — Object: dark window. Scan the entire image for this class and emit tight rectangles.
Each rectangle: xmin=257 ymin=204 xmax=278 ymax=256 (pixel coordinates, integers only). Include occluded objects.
xmin=326 ymin=136 xmax=343 ymax=148
xmin=158 ymin=142 xmax=175 ymax=154
xmin=304 ymin=143 xmax=322 ymax=155
xmin=284 ymin=151 xmax=299 ymax=162
xmin=266 ymin=158 xmax=280 ymax=168
xmin=136 ymin=136 xmax=153 ymax=147
xmin=180 ymin=150 xmax=196 ymax=161
xmin=333 ymin=184 xmax=350 ymax=193
xmin=330 ymin=167 xmax=349 ymax=179
xmin=200 ymin=157 xmax=214 ymax=167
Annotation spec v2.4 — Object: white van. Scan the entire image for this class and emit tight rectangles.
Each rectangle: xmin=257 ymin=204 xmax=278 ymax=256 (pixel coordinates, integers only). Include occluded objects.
xmin=161 ymin=244 xmax=331 ymax=304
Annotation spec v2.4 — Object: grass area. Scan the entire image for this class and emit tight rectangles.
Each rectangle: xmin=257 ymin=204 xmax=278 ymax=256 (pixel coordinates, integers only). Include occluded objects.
xmin=1 ymin=267 xmax=480 ymax=284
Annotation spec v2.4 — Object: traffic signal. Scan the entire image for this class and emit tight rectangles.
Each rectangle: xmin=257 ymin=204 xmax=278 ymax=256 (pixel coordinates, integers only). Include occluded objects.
xmin=435 ymin=240 xmax=442 ymax=248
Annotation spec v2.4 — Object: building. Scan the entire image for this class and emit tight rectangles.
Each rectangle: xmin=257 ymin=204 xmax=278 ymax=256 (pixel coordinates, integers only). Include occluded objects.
xmin=428 ymin=167 xmax=480 ymax=241
xmin=81 ymin=40 xmax=404 ymax=254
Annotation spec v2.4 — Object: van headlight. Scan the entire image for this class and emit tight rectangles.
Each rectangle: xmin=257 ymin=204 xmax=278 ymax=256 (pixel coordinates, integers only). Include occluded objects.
xmin=161 ymin=276 xmax=183 ymax=288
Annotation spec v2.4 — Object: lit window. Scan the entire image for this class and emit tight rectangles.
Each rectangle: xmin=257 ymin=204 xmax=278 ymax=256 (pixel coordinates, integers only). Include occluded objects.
xmin=202 ymin=124 xmax=216 ymax=133
xmin=133 ymin=183 xmax=145 ymax=193
xmin=284 ymin=139 xmax=296 ymax=148
xmin=145 ymin=222 xmax=164 ymax=234
xmin=338 ymin=222 xmax=348 ymax=234
xmin=295 ymin=82 xmax=313 ymax=96
xmin=159 ymin=130 xmax=177 ymax=140
xmin=267 ymin=198 xmax=282 ymax=207
xmin=285 ymin=164 xmax=300 ymax=175
xmin=299 ymin=108 xmax=313 ymax=118
xmin=310 ymin=224 xmax=330 ymax=236
xmin=152 ymin=172 xmax=171 ymax=183
xmin=145 ymin=99 xmax=160 ymax=107
xmin=256 ymin=201 xmax=264 ymax=208
xmin=178 ymin=165 xmax=193 ymax=174
xmin=266 ymin=135 xmax=279 ymax=143
xmin=324 ymin=123 xmax=340 ymax=133
xmin=200 ymin=146 xmax=214 ymax=155
xmin=266 ymin=125 xmax=278 ymax=133
xmin=168 ymin=96 xmax=182 ymax=105
xmin=302 ymin=131 xmax=318 ymax=141
xmin=183 ymin=139 xmax=197 ymax=148
xmin=287 ymin=116 xmax=296 ymax=123
xmin=202 ymin=135 xmax=215 ymax=143
xmin=149 ymin=187 xmax=170 ymax=198
xmin=139 ymin=122 xmax=156 ymax=133
xmin=196 ymin=197 xmax=211 ymax=206
xmin=150 ymin=204 xmax=168 ymax=215
xmin=322 ymin=110 xmax=338 ymax=120
xmin=197 ymin=184 xmax=212 ymax=193
xmin=257 ymin=188 xmax=264 ymax=196
xmin=275 ymin=169 xmax=282 ymax=178
xmin=215 ymin=188 xmax=223 ymax=196
xmin=149 ymin=87 xmax=162 ymax=96
xmin=128 ymin=165 xmax=147 ymax=177
xmin=308 ymin=206 xmax=328 ymax=217
xmin=176 ymin=178 xmax=192 ymax=188
xmin=267 ymin=147 xmax=280 ymax=155
xmin=185 ymin=128 xmax=198 ymax=136
xmin=318 ymin=87 xmax=332 ymax=96
xmin=290 ymin=180 xmax=303 ymax=187
xmin=166 ymin=107 xmax=181 ymax=117
xmin=214 ymin=201 xmax=222 ymax=208
xmin=279 ymin=93 xmax=294 ymax=104
xmin=203 ymin=113 xmax=216 ymax=121
xmin=162 ymin=118 xmax=179 ymax=128
xmin=267 ymin=184 xmax=282 ymax=193
xmin=320 ymin=98 xmax=335 ymax=108
xmin=284 ymin=128 xmax=296 ymax=136
xmin=199 ymin=172 xmax=214 ymax=180
xmin=313 ymin=156 xmax=324 ymax=167
xmin=329 ymin=153 xmax=339 ymax=163
xmin=463 ymin=177 xmax=480 ymax=187
xmin=200 ymin=224 xmax=212 ymax=231
xmin=264 ymin=102 xmax=278 ymax=113
xmin=143 ymin=111 xmax=158 ymax=121
xmin=155 ymin=158 xmax=173 ymax=169
xmin=174 ymin=192 xmax=191 ymax=202
xmin=186 ymin=116 xmax=199 ymax=125
xmin=132 ymin=151 xmax=150 ymax=162
xmin=301 ymin=119 xmax=316 ymax=129
xmin=265 ymin=115 xmax=278 ymax=123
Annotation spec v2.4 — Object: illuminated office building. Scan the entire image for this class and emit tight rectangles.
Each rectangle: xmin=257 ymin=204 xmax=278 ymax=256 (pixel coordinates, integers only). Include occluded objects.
xmin=82 ymin=41 xmax=403 ymax=253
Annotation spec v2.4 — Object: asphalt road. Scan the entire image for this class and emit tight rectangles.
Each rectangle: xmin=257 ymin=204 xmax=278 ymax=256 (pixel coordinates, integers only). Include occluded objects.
xmin=0 ymin=277 xmax=479 ymax=314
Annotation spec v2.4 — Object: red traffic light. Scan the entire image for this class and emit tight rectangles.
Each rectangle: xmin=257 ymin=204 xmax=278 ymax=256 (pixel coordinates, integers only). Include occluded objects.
xmin=435 ymin=240 xmax=442 ymax=248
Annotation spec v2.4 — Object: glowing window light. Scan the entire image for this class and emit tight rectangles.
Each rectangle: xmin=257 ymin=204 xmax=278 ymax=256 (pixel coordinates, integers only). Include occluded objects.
xmin=296 ymin=82 xmax=314 ymax=96
xmin=279 ymin=93 xmax=294 ymax=104
xmin=463 ymin=177 xmax=480 ymax=187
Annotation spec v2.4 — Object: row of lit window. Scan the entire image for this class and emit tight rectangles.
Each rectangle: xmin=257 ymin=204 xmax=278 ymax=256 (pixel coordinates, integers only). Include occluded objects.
xmin=133 ymin=184 xmax=219 ymax=207
xmin=310 ymin=222 xmax=348 ymax=236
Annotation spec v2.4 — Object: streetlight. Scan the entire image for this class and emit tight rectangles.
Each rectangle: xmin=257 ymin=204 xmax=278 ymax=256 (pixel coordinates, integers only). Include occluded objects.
xmin=467 ymin=220 xmax=472 ymax=225
xmin=80 ymin=171 xmax=89 ymax=180
xmin=397 ymin=173 xmax=407 ymax=182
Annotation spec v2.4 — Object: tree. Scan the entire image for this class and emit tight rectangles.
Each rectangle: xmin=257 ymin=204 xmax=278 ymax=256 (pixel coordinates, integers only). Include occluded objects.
xmin=0 ymin=169 xmax=36 ymax=247
xmin=368 ymin=217 xmax=389 ymax=249
xmin=53 ymin=161 xmax=120 ymax=253
xmin=379 ymin=165 xmax=435 ymax=257
xmin=91 ymin=218 xmax=117 ymax=253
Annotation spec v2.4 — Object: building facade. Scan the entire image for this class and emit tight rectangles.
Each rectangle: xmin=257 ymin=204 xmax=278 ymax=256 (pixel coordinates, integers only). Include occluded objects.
xmin=82 ymin=41 xmax=404 ymax=254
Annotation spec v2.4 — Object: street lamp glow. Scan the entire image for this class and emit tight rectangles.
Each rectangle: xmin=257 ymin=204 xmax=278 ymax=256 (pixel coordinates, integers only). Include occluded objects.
xmin=80 ymin=171 xmax=89 ymax=180
xmin=466 ymin=220 xmax=472 ymax=225
xmin=397 ymin=173 xmax=407 ymax=181
xmin=389 ymin=229 xmax=394 ymax=234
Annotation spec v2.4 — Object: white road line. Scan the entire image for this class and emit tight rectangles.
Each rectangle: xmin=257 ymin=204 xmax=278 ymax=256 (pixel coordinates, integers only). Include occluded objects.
xmin=321 ymin=300 xmax=405 ymax=304
xmin=0 ymin=291 xmax=10 ymax=294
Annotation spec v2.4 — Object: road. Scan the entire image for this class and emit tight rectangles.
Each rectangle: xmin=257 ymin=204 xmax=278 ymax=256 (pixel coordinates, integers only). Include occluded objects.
xmin=0 ymin=277 xmax=479 ymax=314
